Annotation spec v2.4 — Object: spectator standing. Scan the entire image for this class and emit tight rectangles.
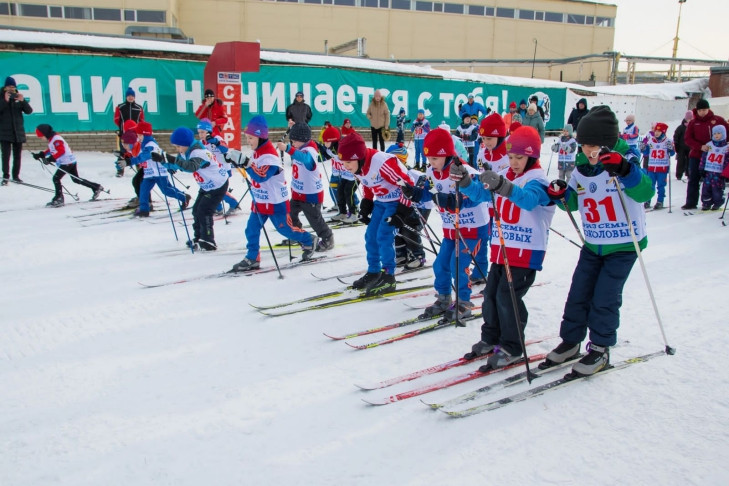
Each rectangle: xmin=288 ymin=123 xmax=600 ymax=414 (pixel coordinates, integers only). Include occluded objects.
xmin=458 ymin=93 xmax=488 ymax=119
xmin=567 ymin=98 xmax=589 ymax=133
xmin=286 ymin=91 xmax=312 ymax=125
xmin=528 ymin=95 xmax=545 ymax=121
xmin=518 ymin=99 xmax=528 ymax=119
xmin=0 ymin=76 xmax=32 ymax=184
xmin=673 ymin=111 xmax=692 ymax=181
xmin=521 ymin=103 xmax=545 ymax=142
xmin=366 ymin=90 xmax=390 ymax=151
xmin=503 ymin=101 xmax=517 ymax=134
xmin=113 ymin=86 xmax=144 ymax=177
xmin=195 ymin=88 xmax=229 ymax=135
xmin=682 ymin=99 xmax=729 ymax=210
xmin=341 ymin=118 xmax=355 ymax=137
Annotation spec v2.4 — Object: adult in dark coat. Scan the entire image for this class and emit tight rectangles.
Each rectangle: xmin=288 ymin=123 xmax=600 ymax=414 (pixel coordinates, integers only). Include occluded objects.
xmin=567 ymin=98 xmax=589 ymax=133
xmin=672 ymin=111 xmax=692 ymax=181
xmin=682 ymin=99 xmax=729 ymax=210
xmin=0 ymin=76 xmax=33 ymax=184
xmin=286 ymin=91 xmax=313 ymax=125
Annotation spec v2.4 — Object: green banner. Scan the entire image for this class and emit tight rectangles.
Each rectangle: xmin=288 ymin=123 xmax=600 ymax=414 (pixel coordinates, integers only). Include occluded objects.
xmin=0 ymin=51 xmax=565 ymax=132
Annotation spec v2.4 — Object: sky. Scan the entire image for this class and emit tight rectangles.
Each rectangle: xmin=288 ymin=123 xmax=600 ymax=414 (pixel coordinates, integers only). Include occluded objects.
xmin=596 ymin=0 xmax=728 ymax=60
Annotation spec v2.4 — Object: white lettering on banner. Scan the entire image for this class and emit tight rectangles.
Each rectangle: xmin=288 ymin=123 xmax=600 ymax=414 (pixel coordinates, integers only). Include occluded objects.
xmin=223 ymin=85 xmax=237 ymax=99
xmin=390 ymin=89 xmax=408 ymax=115
xmin=337 ymin=85 xmax=355 ymax=113
xmin=418 ymin=91 xmax=433 ymax=117
xmin=175 ymin=79 xmax=201 ymax=113
xmin=378 ymin=88 xmax=390 ymax=99
xmin=438 ymin=92 xmax=452 ymax=118
xmin=485 ymin=96 xmax=499 ymax=114
xmin=357 ymin=86 xmax=374 ymax=113
xmin=13 ymin=75 xmax=44 ymax=112
xmin=48 ymin=75 xmax=89 ymax=120
xmin=130 ymin=78 xmax=156 ymax=112
xmin=502 ymin=89 xmax=508 ymax=112
xmin=240 ymin=82 xmax=258 ymax=112
xmin=90 ymin=76 xmax=121 ymax=113
xmin=314 ymin=83 xmax=334 ymax=113
xmin=453 ymin=93 xmax=469 ymax=113
xmin=262 ymin=82 xmax=285 ymax=114
xmin=221 ymin=101 xmax=235 ymax=115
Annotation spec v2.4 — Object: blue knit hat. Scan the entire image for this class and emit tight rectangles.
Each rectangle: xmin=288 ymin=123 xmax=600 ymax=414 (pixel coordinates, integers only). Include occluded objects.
xmin=170 ymin=127 xmax=195 ymax=147
xmin=196 ymin=118 xmax=213 ymax=133
xmin=519 ymin=99 xmax=527 ymax=106
xmin=417 ymin=109 xmax=425 ymax=115
xmin=4 ymin=76 xmax=16 ymax=87
xmin=712 ymin=125 xmax=726 ymax=141
xmin=244 ymin=115 xmax=268 ymax=139
xmin=125 ymin=87 xmax=135 ymax=97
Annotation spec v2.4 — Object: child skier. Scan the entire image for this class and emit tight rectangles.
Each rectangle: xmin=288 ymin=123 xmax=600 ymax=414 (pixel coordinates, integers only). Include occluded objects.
xmin=479 ymin=113 xmax=509 ymax=173
xmin=449 ymin=126 xmax=556 ymax=369
xmin=196 ymin=118 xmax=239 ymax=215
xmin=699 ymin=125 xmax=729 ymax=210
xmin=395 ymin=108 xmax=410 ymax=144
xmin=457 ymin=113 xmax=479 ymax=169
xmin=621 ymin=114 xmax=641 ymax=160
xmin=120 ymin=122 xmax=190 ymax=217
xmin=319 ymin=125 xmax=359 ymax=224
xmin=231 ymin=116 xmax=318 ymax=271
xmin=33 ymin=124 xmax=104 ymax=207
xmin=276 ymin=122 xmax=334 ymax=251
xmin=642 ymin=122 xmax=675 ymax=210
xmin=338 ymin=132 xmax=415 ymax=295
xmin=154 ymin=127 xmax=228 ymax=251
xmin=551 ymin=124 xmax=578 ymax=182
xmin=544 ymin=106 xmax=654 ymax=376
xmin=401 ymin=128 xmax=491 ymax=321
xmin=411 ymin=109 xmax=430 ymax=170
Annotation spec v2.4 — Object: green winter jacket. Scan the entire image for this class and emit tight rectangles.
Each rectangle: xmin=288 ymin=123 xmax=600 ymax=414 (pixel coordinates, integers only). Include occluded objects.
xmin=558 ymin=138 xmax=655 ymax=256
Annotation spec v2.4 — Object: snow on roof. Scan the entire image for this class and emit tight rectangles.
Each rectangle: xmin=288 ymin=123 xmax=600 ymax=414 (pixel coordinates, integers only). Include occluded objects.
xmin=0 ymin=28 xmax=705 ymax=101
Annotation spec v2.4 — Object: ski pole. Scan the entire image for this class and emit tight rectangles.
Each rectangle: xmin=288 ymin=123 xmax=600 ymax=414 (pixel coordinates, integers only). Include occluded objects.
xmin=545 ymin=142 xmax=555 ymax=177
xmin=239 ymin=167 xmax=284 ymax=279
xmin=34 ymin=156 xmax=80 ymax=201
xmin=164 ymin=154 xmax=194 ymax=254
xmin=172 ymin=172 xmax=190 ymax=190
xmin=452 ymin=157 xmax=465 ymax=328
xmin=490 ymin=191 xmax=536 ymax=383
xmin=560 ymin=197 xmax=585 ymax=245
xmin=611 ymin=176 xmax=676 ymax=355
xmin=51 ymin=163 xmax=107 ymax=199
xmin=721 ymin=195 xmax=729 ymax=226
xmin=8 ymin=179 xmax=56 ymax=194
xmin=667 ymin=157 xmax=672 ymax=214
xmin=162 ymin=190 xmax=179 ymax=241
xmin=549 ymin=226 xmax=582 ymax=249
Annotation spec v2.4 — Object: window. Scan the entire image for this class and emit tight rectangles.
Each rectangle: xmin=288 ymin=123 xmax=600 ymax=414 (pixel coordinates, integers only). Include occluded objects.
xmin=518 ymin=9 xmax=534 ymax=20
xmin=468 ymin=5 xmax=484 ymax=15
xmin=496 ymin=7 xmax=514 ymax=18
xmin=124 ymin=9 xmax=135 ymax=21
xmin=136 ymin=10 xmax=165 ymax=22
xmin=94 ymin=8 xmax=121 ymax=21
xmin=416 ymin=1 xmax=431 ymax=11
xmin=379 ymin=0 xmax=389 ymax=6
xmin=50 ymin=6 xmax=62 ymax=17
xmin=305 ymin=0 xmax=320 ymax=3
xmin=545 ymin=11 xmax=562 ymax=23
xmin=0 ymin=2 xmax=17 ymax=15
xmin=535 ymin=11 xmax=544 ymax=21
xmin=391 ymin=0 xmax=409 ymax=10
xmin=585 ymin=16 xmax=594 ymax=25
xmin=443 ymin=3 xmax=462 ymax=14
xmin=567 ymin=14 xmax=585 ymax=24
xmin=323 ymin=0 xmax=332 ymax=4
xmin=485 ymin=7 xmax=494 ymax=16
xmin=19 ymin=4 xmax=47 ymax=17
xmin=64 ymin=7 xmax=91 ymax=19
xmin=362 ymin=0 xmax=378 ymax=6
xmin=596 ymin=16 xmax=613 ymax=27
xmin=433 ymin=2 xmax=442 ymax=12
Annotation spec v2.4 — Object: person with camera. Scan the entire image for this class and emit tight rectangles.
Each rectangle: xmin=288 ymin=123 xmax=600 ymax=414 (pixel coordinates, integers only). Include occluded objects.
xmin=1 ymin=76 xmax=33 ymax=185
xmin=195 ymin=89 xmax=229 ymax=135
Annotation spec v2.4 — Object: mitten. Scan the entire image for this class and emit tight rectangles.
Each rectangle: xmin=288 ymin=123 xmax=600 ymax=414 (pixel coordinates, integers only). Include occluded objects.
xmin=479 ymin=170 xmax=513 ymax=197
xmin=206 ymin=134 xmax=220 ymax=146
xmin=387 ymin=203 xmax=415 ymax=229
xmin=400 ymin=183 xmax=424 ymax=202
xmin=599 ymin=150 xmax=631 ymax=177
xmin=150 ymin=151 xmax=165 ymax=163
xmin=32 ymin=151 xmax=44 ymax=161
xmin=165 ymin=152 xmax=177 ymax=164
xmin=359 ymin=198 xmax=374 ymax=225
xmin=547 ymin=179 xmax=567 ymax=200
xmin=448 ymin=163 xmax=472 ymax=188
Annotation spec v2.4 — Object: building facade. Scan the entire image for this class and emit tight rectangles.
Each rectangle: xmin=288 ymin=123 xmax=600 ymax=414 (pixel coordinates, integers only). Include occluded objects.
xmin=0 ymin=0 xmax=616 ymax=82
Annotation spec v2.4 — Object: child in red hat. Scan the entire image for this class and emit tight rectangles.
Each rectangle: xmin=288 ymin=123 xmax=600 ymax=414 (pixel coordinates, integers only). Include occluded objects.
xmin=448 ymin=125 xmax=555 ymax=370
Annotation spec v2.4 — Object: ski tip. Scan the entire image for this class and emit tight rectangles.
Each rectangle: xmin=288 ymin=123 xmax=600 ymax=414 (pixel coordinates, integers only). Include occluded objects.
xmin=419 ymin=398 xmax=441 ymax=409
xmin=353 ymin=383 xmax=374 ymax=391
xmin=361 ymin=397 xmax=388 ymax=406
xmin=344 ymin=341 xmax=366 ymax=350
xmin=322 ymin=332 xmax=344 ymax=340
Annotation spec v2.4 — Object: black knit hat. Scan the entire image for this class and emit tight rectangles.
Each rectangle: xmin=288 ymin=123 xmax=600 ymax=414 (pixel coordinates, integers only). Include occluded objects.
xmin=289 ymin=122 xmax=312 ymax=142
xmin=696 ymin=99 xmax=710 ymax=110
xmin=576 ymin=105 xmax=619 ymax=148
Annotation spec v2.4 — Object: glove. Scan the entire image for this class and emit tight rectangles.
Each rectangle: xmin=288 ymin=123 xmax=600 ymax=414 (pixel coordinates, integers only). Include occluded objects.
xmin=387 ymin=203 xmax=415 ymax=229
xmin=240 ymin=155 xmax=251 ymax=168
xmin=479 ymin=170 xmax=513 ymax=197
xmin=433 ymin=192 xmax=459 ymax=212
xmin=449 ymin=163 xmax=472 ymax=188
xmin=150 ymin=151 xmax=165 ymax=163
xmin=359 ymin=198 xmax=374 ymax=225
xmin=43 ymin=155 xmax=55 ymax=166
xmin=400 ymin=183 xmax=424 ymax=202
xmin=547 ymin=179 xmax=568 ymax=200
xmin=165 ymin=152 xmax=177 ymax=164
xmin=206 ymin=134 xmax=220 ymax=146
xmin=32 ymin=151 xmax=45 ymax=161
xmin=599 ymin=150 xmax=632 ymax=177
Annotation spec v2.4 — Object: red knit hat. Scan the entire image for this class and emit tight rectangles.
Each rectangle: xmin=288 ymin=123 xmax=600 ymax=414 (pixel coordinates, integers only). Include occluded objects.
xmin=506 ymin=126 xmax=541 ymax=157
xmin=423 ymin=128 xmax=454 ymax=157
xmin=479 ymin=113 xmax=507 ymax=137
xmin=123 ymin=120 xmax=137 ymax=132
xmin=135 ymin=121 xmax=153 ymax=135
xmin=121 ymin=129 xmax=138 ymax=145
xmin=338 ymin=132 xmax=367 ymax=161
xmin=654 ymin=122 xmax=668 ymax=133
xmin=322 ymin=126 xmax=341 ymax=143
xmin=510 ymin=121 xmax=522 ymax=132
xmin=509 ymin=101 xmax=517 ymax=109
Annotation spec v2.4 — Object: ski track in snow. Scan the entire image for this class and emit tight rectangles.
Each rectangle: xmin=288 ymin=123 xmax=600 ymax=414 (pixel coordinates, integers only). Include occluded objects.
xmin=1 ymin=143 xmax=729 ymax=485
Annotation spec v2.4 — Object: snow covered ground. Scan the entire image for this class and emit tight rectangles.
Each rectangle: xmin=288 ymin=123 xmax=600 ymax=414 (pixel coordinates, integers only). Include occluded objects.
xmin=2 ymin=141 xmax=729 ymax=485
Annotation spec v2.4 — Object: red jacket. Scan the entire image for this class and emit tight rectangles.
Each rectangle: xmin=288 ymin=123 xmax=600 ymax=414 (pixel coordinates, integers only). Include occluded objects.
xmin=195 ymin=99 xmax=228 ymax=135
xmin=684 ymin=109 xmax=729 ymax=159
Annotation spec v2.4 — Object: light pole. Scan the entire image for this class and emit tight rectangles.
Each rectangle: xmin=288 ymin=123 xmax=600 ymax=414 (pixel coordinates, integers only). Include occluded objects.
xmin=531 ymin=39 xmax=538 ymax=78
xmin=668 ymin=0 xmax=687 ymax=80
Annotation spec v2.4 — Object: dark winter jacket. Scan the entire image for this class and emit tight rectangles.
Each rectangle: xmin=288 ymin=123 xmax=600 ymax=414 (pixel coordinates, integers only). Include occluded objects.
xmin=672 ymin=121 xmax=689 ymax=155
xmin=113 ymin=101 xmax=144 ymax=133
xmin=0 ymin=87 xmax=33 ymax=143
xmin=567 ymin=98 xmax=589 ymax=132
xmin=684 ymin=108 xmax=729 ymax=159
xmin=286 ymin=100 xmax=313 ymax=125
